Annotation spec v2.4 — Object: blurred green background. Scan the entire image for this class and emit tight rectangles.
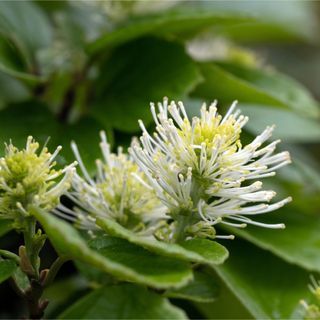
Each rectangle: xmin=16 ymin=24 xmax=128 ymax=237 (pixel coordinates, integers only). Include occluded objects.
xmin=0 ymin=1 xmax=320 ymax=319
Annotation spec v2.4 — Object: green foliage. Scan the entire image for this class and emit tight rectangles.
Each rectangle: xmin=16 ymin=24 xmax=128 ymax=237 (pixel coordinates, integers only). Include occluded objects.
xmin=59 ymin=284 xmax=187 ymax=319
xmin=0 ymin=1 xmax=319 ymax=319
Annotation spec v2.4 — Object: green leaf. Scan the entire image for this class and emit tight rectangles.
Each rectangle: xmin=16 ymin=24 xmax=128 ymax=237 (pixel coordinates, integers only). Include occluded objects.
xmin=56 ymin=117 xmax=113 ymax=174
xmin=195 ymin=1 xmax=317 ymax=43
xmin=87 ymin=9 xmax=252 ymax=53
xmin=238 ymin=104 xmax=320 ymax=143
xmin=165 ymin=269 xmax=219 ymax=303
xmin=0 ymin=259 xmax=17 ymax=284
xmin=193 ymin=63 xmax=320 ymax=118
xmin=221 ymin=208 xmax=320 ymax=273
xmin=217 ymin=62 xmax=320 ymax=118
xmin=89 ymin=235 xmax=193 ymax=289
xmin=0 ymin=2 xmax=52 ymax=62
xmin=0 ymin=219 xmax=12 ymax=237
xmin=215 ymin=239 xmax=314 ymax=319
xmin=96 ymin=218 xmax=228 ymax=266
xmin=92 ymin=37 xmax=202 ymax=132
xmin=30 ymin=206 xmax=192 ymax=289
xmin=0 ymin=72 xmax=30 ymax=108
xmin=0 ymin=101 xmax=59 ymax=154
xmin=59 ymin=284 xmax=187 ymax=319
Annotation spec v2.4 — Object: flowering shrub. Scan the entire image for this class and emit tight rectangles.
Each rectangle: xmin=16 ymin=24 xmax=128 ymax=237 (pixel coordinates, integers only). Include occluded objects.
xmin=0 ymin=1 xmax=320 ymax=319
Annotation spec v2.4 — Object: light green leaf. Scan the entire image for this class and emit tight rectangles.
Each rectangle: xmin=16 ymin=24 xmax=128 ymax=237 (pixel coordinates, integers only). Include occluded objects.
xmin=0 ymin=1 xmax=52 ymax=60
xmin=87 ymin=9 xmax=252 ymax=53
xmin=165 ymin=269 xmax=219 ymax=303
xmin=215 ymin=239 xmax=313 ymax=319
xmin=238 ymin=104 xmax=320 ymax=143
xmin=96 ymin=217 xmax=228 ymax=266
xmin=31 ymin=206 xmax=192 ymax=289
xmin=92 ymin=38 xmax=202 ymax=132
xmin=0 ymin=219 xmax=12 ymax=237
xmin=218 ymin=62 xmax=319 ymax=118
xmin=0 ymin=259 xmax=17 ymax=284
xmin=59 ymin=284 xmax=187 ymax=319
xmin=194 ymin=1 xmax=317 ymax=43
xmin=193 ymin=63 xmax=320 ymax=118
xmin=221 ymin=208 xmax=320 ymax=273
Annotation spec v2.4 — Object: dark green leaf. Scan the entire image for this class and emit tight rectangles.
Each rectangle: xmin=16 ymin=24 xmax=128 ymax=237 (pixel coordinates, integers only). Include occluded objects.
xmin=59 ymin=284 xmax=187 ymax=319
xmin=0 ymin=259 xmax=17 ymax=284
xmin=222 ymin=208 xmax=320 ymax=273
xmin=165 ymin=269 xmax=219 ymax=303
xmin=96 ymin=217 xmax=229 ymax=266
xmin=92 ymin=38 xmax=202 ymax=132
xmin=89 ymin=235 xmax=193 ymax=289
xmin=31 ymin=206 xmax=193 ymax=289
xmin=87 ymin=9 xmax=252 ymax=53
xmin=215 ymin=239 xmax=314 ymax=319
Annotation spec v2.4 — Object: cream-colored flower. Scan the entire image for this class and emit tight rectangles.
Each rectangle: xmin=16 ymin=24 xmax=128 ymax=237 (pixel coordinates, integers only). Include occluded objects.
xmin=55 ymin=132 xmax=167 ymax=235
xmin=0 ymin=136 xmax=75 ymax=224
xmin=130 ymin=98 xmax=291 ymax=240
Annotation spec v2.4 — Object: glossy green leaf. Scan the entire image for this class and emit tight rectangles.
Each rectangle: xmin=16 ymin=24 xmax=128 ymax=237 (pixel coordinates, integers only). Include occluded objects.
xmin=96 ymin=217 xmax=228 ymax=265
xmin=88 ymin=9 xmax=251 ymax=53
xmin=215 ymin=239 xmax=314 ymax=319
xmin=238 ymin=104 xmax=320 ymax=143
xmin=59 ymin=284 xmax=187 ymax=319
xmin=89 ymin=235 xmax=193 ymax=289
xmin=0 ymin=259 xmax=17 ymax=284
xmin=31 ymin=206 xmax=192 ymax=289
xmin=221 ymin=208 xmax=320 ymax=273
xmin=0 ymin=219 xmax=12 ymax=237
xmin=193 ymin=63 xmax=320 ymax=118
xmin=92 ymin=38 xmax=202 ymax=132
xmin=165 ymin=269 xmax=219 ymax=303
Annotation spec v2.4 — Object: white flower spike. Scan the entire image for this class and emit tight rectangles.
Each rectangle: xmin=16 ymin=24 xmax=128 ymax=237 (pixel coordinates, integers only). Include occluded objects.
xmin=55 ymin=132 xmax=167 ymax=235
xmin=130 ymin=98 xmax=292 ymax=241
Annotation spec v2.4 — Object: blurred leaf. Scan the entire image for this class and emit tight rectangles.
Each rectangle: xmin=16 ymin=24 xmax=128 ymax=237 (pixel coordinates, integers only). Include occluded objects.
xmin=97 ymin=218 xmax=228 ymax=266
xmin=165 ymin=269 xmax=219 ymax=303
xmin=0 ymin=259 xmax=16 ymax=284
xmin=89 ymin=235 xmax=193 ymax=289
xmin=222 ymin=208 xmax=320 ymax=273
xmin=0 ymin=101 xmax=59 ymax=153
xmin=0 ymin=1 xmax=52 ymax=62
xmin=195 ymin=272 xmax=253 ymax=319
xmin=0 ymin=220 xmax=12 ymax=237
xmin=239 ymin=104 xmax=320 ymax=143
xmin=215 ymin=239 xmax=314 ymax=319
xmin=56 ymin=117 xmax=112 ymax=174
xmin=193 ymin=63 xmax=320 ymax=118
xmin=43 ymin=275 xmax=89 ymax=319
xmin=92 ymin=37 xmax=202 ymax=132
xmin=59 ymin=284 xmax=187 ymax=319
xmin=218 ymin=62 xmax=320 ymax=118
xmin=31 ymin=207 xmax=192 ymax=289
xmin=87 ymin=9 xmax=252 ymax=53
xmin=193 ymin=1 xmax=318 ymax=43
xmin=0 ymin=72 xmax=30 ymax=108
